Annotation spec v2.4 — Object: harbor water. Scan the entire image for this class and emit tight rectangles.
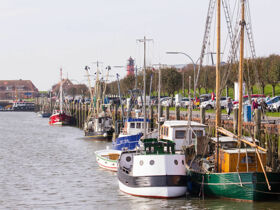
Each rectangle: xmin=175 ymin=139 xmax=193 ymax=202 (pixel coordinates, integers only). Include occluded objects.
xmin=0 ymin=112 xmax=279 ymax=209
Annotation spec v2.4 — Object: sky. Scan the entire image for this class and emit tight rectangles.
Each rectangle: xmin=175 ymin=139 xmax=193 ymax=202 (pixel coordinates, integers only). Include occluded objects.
xmin=0 ymin=0 xmax=279 ymax=91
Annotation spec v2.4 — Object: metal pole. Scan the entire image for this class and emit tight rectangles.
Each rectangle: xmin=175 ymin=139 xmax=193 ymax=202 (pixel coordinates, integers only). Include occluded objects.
xmin=158 ymin=65 xmax=161 ymax=140
xmin=143 ymin=36 xmax=147 ymax=138
xmin=137 ymin=36 xmax=153 ymax=139
xmin=182 ymin=71 xmax=185 ymax=97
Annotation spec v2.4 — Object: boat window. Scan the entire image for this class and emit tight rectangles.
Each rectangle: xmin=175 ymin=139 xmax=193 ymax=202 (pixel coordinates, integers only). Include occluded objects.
xmin=98 ymin=118 xmax=102 ymax=123
xmin=241 ymin=156 xmax=255 ymax=164
xmin=139 ymin=160 xmax=144 ymax=166
xmin=165 ymin=127 xmax=169 ymax=136
xmin=192 ymin=130 xmax=203 ymax=138
xmin=161 ymin=127 xmax=164 ymax=135
xmin=149 ymin=160 xmax=155 ymax=165
xmin=130 ymin=123 xmax=135 ymax=128
xmin=182 ymin=160 xmax=185 ymax=165
xmin=136 ymin=123 xmax=141 ymax=129
xmin=174 ymin=160 xmax=178 ymax=165
xmin=126 ymin=156 xmax=132 ymax=162
xmin=175 ymin=130 xmax=186 ymax=139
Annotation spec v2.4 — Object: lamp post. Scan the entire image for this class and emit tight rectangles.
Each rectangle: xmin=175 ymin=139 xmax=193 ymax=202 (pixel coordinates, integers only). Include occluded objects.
xmin=166 ymin=52 xmax=196 ymax=98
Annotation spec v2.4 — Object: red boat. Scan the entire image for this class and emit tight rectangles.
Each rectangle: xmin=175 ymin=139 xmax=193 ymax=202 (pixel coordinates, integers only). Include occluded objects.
xmin=49 ymin=68 xmax=72 ymax=125
xmin=49 ymin=110 xmax=72 ymax=125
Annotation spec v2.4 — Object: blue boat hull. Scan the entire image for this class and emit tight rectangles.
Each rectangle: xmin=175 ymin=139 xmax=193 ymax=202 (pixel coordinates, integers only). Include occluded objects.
xmin=113 ymin=133 xmax=142 ymax=150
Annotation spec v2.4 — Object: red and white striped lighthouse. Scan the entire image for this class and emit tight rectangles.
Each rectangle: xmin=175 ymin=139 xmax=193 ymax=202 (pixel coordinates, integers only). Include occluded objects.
xmin=126 ymin=57 xmax=135 ymax=76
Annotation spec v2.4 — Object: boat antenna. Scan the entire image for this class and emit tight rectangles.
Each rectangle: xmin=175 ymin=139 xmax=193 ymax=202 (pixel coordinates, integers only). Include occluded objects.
xmin=85 ymin=65 xmax=94 ymax=117
xmin=60 ymin=68 xmax=63 ymax=113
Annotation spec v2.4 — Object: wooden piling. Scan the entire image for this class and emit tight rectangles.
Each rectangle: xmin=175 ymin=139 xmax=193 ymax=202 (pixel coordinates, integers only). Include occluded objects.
xmin=233 ymin=108 xmax=238 ymax=134
xmin=200 ymin=107 xmax=206 ymax=124
xmin=175 ymin=106 xmax=180 ymax=120
xmin=150 ymin=106 xmax=154 ymax=130
xmin=166 ymin=106 xmax=170 ymax=120
xmin=254 ymin=109 xmax=261 ymax=139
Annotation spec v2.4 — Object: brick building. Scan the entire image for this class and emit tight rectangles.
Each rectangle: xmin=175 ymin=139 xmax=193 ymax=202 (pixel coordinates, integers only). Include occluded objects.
xmin=0 ymin=80 xmax=39 ymax=101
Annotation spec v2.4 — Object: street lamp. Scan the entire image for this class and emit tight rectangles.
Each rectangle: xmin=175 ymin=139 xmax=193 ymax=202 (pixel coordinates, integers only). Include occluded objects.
xmin=166 ymin=52 xmax=196 ymax=98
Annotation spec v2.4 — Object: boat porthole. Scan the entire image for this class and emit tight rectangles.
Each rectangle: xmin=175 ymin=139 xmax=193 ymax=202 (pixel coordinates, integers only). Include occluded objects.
xmin=182 ymin=160 xmax=184 ymax=165
xmin=105 ymin=162 xmax=107 ymax=164
xmin=174 ymin=160 xmax=178 ymax=165
xmin=149 ymin=160 xmax=155 ymax=165
xmin=112 ymin=163 xmax=115 ymax=166
xmin=139 ymin=160 xmax=144 ymax=166
xmin=97 ymin=158 xmax=99 ymax=161
xmin=126 ymin=156 xmax=132 ymax=162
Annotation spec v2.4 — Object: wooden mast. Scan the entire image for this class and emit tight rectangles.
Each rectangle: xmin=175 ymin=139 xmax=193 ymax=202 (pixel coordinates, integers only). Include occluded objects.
xmin=215 ymin=0 xmax=221 ymax=132
xmin=238 ymin=0 xmax=245 ymax=139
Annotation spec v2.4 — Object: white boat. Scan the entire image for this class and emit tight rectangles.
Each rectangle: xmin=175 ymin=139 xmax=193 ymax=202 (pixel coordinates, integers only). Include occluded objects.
xmin=95 ymin=149 xmax=121 ymax=172
xmin=117 ymin=139 xmax=187 ymax=198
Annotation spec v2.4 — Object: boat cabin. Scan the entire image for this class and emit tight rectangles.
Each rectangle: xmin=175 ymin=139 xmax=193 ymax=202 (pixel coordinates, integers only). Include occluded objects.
xmin=217 ymin=148 xmax=266 ymax=173
xmin=122 ymin=118 xmax=150 ymax=135
xmin=160 ymin=120 xmax=207 ymax=151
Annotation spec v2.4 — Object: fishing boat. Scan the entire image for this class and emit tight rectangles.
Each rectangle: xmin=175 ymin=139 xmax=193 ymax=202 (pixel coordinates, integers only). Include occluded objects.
xmin=117 ymin=139 xmax=187 ymax=198
xmin=49 ymin=69 xmax=72 ymax=125
xmin=112 ymin=117 xmax=155 ymax=150
xmin=83 ymin=65 xmax=114 ymax=141
xmin=95 ymin=148 xmax=121 ymax=172
xmin=186 ymin=0 xmax=280 ymax=201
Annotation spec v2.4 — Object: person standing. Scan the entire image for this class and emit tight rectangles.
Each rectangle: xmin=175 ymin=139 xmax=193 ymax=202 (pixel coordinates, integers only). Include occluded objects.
xmin=260 ymin=98 xmax=267 ymax=119
xmin=226 ymin=98 xmax=233 ymax=119
xmin=265 ymin=95 xmax=270 ymax=102
xmin=252 ymin=98 xmax=259 ymax=118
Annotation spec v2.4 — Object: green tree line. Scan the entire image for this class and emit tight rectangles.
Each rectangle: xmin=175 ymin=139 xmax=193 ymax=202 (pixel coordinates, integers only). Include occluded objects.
xmin=105 ymin=54 xmax=280 ymax=97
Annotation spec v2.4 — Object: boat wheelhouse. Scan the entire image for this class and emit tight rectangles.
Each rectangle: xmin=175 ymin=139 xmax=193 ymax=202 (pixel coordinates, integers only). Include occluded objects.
xmin=160 ymin=120 xmax=207 ymax=151
xmin=112 ymin=118 xmax=152 ymax=151
xmin=84 ymin=116 xmax=114 ymax=141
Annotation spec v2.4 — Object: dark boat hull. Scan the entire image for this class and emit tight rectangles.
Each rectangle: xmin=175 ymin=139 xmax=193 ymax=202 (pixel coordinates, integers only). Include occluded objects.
xmin=84 ymin=130 xmax=113 ymax=141
xmin=187 ymin=170 xmax=280 ymax=201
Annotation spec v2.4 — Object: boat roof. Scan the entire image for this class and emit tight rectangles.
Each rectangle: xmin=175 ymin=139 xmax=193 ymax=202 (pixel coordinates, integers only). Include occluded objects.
xmin=222 ymin=148 xmax=265 ymax=154
xmin=163 ymin=120 xmax=207 ymax=127
xmin=126 ymin=118 xmax=150 ymax=123
xmin=211 ymin=136 xmax=259 ymax=143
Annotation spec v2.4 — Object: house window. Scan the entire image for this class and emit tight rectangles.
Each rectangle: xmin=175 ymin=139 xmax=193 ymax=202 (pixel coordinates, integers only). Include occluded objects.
xmin=130 ymin=123 xmax=135 ymax=128
xmin=6 ymin=86 xmax=13 ymax=91
xmin=175 ymin=130 xmax=186 ymax=139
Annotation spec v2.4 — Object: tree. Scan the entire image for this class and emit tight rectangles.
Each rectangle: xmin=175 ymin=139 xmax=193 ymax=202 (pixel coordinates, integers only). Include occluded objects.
xmin=161 ymin=68 xmax=182 ymax=97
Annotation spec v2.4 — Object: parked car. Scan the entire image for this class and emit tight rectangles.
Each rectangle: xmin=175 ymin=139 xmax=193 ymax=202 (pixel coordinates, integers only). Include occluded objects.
xmin=180 ymin=97 xmax=193 ymax=108
xmin=195 ymin=94 xmax=212 ymax=107
xmin=267 ymin=96 xmax=280 ymax=112
xmin=200 ymin=97 xmax=227 ymax=109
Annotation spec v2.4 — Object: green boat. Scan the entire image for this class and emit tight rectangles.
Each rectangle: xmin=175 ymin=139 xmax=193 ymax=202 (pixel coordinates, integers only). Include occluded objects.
xmin=187 ymin=170 xmax=280 ymax=201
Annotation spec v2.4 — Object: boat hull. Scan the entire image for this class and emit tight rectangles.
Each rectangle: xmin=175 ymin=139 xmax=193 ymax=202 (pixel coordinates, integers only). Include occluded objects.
xmin=85 ymin=131 xmax=113 ymax=141
xmin=118 ymin=180 xmax=187 ymax=198
xmin=117 ymin=152 xmax=187 ymax=198
xmin=95 ymin=149 xmax=121 ymax=172
xmin=49 ymin=113 xmax=72 ymax=125
xmin=187 ymin=170 xmax=280 ymax=201
xmin=113 ymin=133 xmax=142 ymax=150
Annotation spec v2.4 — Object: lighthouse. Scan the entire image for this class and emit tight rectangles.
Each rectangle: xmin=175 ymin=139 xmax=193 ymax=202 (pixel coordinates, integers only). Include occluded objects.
xmin=126 ymin=57 xmax=135 ymax=76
